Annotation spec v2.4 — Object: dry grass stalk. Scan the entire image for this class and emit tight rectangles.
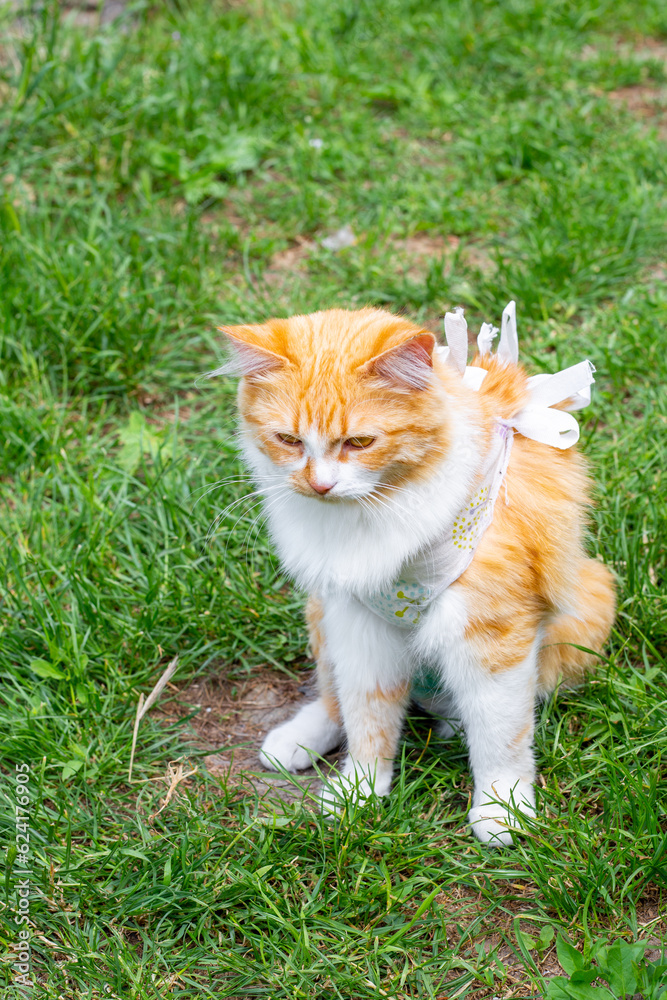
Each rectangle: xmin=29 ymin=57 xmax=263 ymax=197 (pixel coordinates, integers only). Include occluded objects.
xmin=128 ymin=655 xmax=180 ymax=781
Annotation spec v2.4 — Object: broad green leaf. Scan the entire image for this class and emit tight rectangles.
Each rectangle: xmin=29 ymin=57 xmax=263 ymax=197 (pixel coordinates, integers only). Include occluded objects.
xmin=197 ymin=132 xmax=261 ymax=175
xmin=30 ymin=658 xmax=65 ymax=679
xmin=602 ymin=939 xmax=644 ymax=995
xmin=61 ymin=759 xmax=84 ymax=779
xmin=253 ymin=815 xmax=292 ymax=828
xmin=117 ymin=412 xmax=164 ymax=472
xmin=148 ymin=143 xmax=185 ymax=180
xmin=517 ymin=929 xmax=538 ymax=951
xmin=539 ymin=925 xmax=556 ymax=950
xmin=569 ymin=970 xmax=598 ymax=985
xmin=545 ymin=977 xmax=575 ymax=1000
xmin=74 ymin=683 xmax=89 ymax=705
xmin=183 ymin=175 xmax=228 ymax=204
xmin=583 ymin=721 xmax=607 ymax=740
xmin=645 ymin=961 xmax=667 ymax=996
xmin=565 ymin=985 xmax=615 ymax=1000
xmin=557 ymin=936 xmax=588 ymax=977
xmin=3 ymin=199 xmax=21 ymax=232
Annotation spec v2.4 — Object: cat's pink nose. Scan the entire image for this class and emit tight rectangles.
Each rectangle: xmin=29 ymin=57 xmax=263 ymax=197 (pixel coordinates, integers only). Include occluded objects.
xmin=309 ymin=479 xmax=333 ymax=495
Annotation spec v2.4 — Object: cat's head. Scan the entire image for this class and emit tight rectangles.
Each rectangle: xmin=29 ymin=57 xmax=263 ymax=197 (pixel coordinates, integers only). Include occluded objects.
xmin=214 ymin=308 xmax=457 ymax=501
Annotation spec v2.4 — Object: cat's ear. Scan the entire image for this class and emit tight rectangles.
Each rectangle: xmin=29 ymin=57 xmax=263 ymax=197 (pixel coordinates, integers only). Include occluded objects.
xmin=209 ymin=325 xmax=286 ymax=379
xmin=361 ymin=332 xmax=436 ymax=391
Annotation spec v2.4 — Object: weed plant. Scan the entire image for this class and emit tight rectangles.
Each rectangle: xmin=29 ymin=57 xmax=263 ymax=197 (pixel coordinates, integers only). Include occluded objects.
xmin=0 ymin=0 xmax=665 ymax=996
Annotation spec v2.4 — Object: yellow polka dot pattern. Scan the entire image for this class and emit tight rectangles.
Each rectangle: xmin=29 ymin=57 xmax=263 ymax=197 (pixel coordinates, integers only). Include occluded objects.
xmin=362 ymin=580 xmax=431 ymax=628
xmin=451 ymin=486 xmax=492 ymax=550
xmin=360 ymin=425 xmax=514 ymax=629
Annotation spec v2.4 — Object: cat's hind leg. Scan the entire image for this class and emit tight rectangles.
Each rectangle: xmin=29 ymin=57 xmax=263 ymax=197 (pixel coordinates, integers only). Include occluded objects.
xmin=458 ymin=641 xmax=538 ymax=847
xmin=538 ymin=557 xmax=616 ymax=696
xmin=259 ymin=596 xmax=344 ymax=773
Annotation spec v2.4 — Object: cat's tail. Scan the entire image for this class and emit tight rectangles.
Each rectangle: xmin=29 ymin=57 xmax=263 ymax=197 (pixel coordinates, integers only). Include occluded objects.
xmin=537 ymin=557 xmax=616 ymax=697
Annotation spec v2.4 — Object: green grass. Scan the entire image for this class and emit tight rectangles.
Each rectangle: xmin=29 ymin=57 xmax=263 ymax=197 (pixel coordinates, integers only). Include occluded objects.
xmin=1 ymin=0 xmax=666 ymax=996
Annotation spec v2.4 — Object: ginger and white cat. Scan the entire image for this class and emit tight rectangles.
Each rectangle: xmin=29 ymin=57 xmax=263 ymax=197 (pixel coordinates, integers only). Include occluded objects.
xmin=213 ymin=305 xmax=615 ymax=845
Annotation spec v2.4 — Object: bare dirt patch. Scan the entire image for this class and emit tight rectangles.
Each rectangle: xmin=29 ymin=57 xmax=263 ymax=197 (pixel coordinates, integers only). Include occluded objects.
xmin=607 ymin=84 xmax=667 ymax=136
xmin=630 ymin=38 xmax=667 ymax=63
xmin=599 ymin=36 xmax=667 ymax=139
xmin=63 ymin=1 xmax=127 ymax=26
xmin=397 ymin=231 xmax=460 ymax=281
xmin=261 ymin=236 xmax=314 ymax=291
xmin=263 ymin=230 xmax=462 ymax=279
xmin=581 ymin=36 xmax=667 ymax=65
xmin=3 ymin=0 xmax=130 ymax=27
xmin=258 ymin=228 xmax=466 ymax=303
xmin=579 ymin=35 xmax=667 ymax=138
xmin=159 ymin=666 xmax=343 ymax=806
xmin=254 ymin=226 xmax=497 ymax=339
xmin=437 ymin=883 xmax=666 ymax=998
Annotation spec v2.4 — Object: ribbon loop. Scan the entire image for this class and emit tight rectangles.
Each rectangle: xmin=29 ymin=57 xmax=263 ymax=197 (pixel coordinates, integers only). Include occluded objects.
xmin=498 ymin=300 xmax=519 ymax=365
xmin=506 ymin=405 xmax=581 ymax=449
xmin=525 ymin=360 xmax=595 ymax=410
xmin=441 ymin=302 xmax=594 ymax=451
xmin=443 ymin=307 xmax=469 ymax=376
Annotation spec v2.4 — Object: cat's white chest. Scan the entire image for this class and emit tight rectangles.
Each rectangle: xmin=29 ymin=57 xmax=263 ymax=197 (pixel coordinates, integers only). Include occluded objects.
xmin=262 ymin=443 xmax=483 ymax=597
xmin=265 ymin=494 xmax=423 ymax=593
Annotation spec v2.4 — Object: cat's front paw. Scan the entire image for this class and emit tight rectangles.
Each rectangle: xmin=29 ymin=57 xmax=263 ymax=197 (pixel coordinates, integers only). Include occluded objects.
xmin=468 ymin=778 xmax=536 ymax=847
xmin=320 ymin=759 xmax=392 ymax=813
xmin=259 ymin=700 xmax=343 ymax=773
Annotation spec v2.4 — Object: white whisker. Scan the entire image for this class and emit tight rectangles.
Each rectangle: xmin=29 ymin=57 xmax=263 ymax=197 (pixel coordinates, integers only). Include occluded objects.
xmin=245 ymin=491 xmax=291 ymax=575
xmin=204 ymin=483 xmax=288 ymax=550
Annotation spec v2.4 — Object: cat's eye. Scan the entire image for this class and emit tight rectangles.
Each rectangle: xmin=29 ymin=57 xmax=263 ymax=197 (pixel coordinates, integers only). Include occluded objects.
xmin=345 ymin=436 xmax=375 ymax=449
xmin=277 ymin=433 xmax=301 ymax=446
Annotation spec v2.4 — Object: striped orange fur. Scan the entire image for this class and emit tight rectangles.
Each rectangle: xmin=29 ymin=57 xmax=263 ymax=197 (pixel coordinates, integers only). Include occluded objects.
xmin=223 ymin=306 xmax=616 ymax=843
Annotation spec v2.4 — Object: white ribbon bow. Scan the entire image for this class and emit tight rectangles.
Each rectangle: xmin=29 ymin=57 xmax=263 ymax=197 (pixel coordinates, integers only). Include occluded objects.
xmin=437 ymin=301 xmax=595 ymax=450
